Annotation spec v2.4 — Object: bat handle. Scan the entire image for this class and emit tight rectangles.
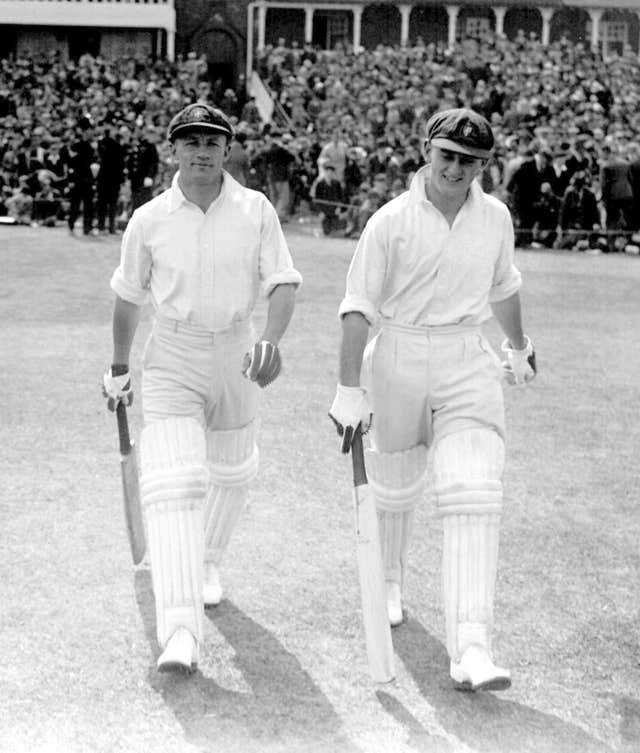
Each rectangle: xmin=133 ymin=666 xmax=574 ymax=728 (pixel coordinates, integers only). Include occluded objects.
xmin=116 ymin=402 xmax=132 ymax=455
xmin=351 ymin=426 xmax=368 ymax=487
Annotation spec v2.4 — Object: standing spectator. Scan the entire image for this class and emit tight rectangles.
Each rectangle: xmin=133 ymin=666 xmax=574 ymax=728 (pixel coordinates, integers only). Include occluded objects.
xmin=262 ymin=132 xmax=295 ymax=222
xmin=127 ymin=125 xmax=159 ymax=211
xmin=599 ymin=145 xmax=633 ymax=232
xmin=343 ymin=147 xmax=365 ymax=204
xmin=313 ymin=163 xmax=344 ymax=236
xmin=224 ymin=133 xmax=250 ymax=186
xmin=506 ymin=147 xmax=540 ymax=247
xmin=67 ymin=117 xmax=98 ymax=236
xmin=627 ymin=142 xmax=640 ymax=231
xmin=318 ymin=128 xmax=349 ymax=186
xmin=96 ymin=122 xmax=125 ymax=234
xmin=367 ymin=139 xmax=390 ymax=182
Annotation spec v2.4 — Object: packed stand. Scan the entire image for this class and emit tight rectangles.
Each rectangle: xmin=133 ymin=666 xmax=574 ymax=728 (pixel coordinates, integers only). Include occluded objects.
xmin=2 ymin=33 xmax=640 ymax=251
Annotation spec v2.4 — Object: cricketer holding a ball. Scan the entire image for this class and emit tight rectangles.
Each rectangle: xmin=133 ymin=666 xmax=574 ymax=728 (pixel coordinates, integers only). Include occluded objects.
xmin=330 ymin=108 xmax=536 ymax=692
xmin=103 ymin=104 xmax=301 ymax=673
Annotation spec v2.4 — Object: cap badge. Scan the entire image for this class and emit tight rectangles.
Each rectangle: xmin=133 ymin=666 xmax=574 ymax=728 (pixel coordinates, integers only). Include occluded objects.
xmin=462 ymin=122 xmax=474 ymax=138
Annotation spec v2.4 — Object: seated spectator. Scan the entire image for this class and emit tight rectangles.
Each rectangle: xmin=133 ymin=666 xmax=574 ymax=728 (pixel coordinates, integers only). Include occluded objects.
xmin=5 ymin=176 xmax=33 ymax=224
xmin=555 ymin=172 xmax=601 ymax=251
xmin=531 ymin=182 xmax=560 ymax=248
xmin=32 ymin=171 xmax=62 ymax=226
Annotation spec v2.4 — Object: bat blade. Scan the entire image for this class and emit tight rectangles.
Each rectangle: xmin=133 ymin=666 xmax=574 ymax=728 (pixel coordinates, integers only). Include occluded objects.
xmin=116 ymin=403 xmax=146 ymax=565
xmin=120 ymin=442 xmax=146 ymax=565
xmin=351 ymin=431 xmax=395 ymax=684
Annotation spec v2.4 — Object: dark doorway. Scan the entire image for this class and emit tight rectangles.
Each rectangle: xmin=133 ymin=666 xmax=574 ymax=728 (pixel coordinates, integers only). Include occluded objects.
xmin=68 ymin=27 xmax=100 ymax=59
xmin=207 ymin=62 xmax=235 ymax=90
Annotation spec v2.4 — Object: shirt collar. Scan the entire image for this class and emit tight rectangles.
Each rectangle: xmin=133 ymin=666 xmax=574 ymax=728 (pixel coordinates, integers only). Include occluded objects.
xmin=408 ymin=164 xmax=482 ymax=208
xmin=167 ymin=170 xmax=228 ymax=213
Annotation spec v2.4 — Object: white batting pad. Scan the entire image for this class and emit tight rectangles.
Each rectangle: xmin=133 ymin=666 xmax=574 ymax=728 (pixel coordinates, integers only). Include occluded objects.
xmin=140 ymin=418 xmax=209 ymax=647
xmin=203 ymin=422 xmax=259 ymax=565
xmin=366 ymin=445 xmax=428 ymax=586
xmin=433 ymin=428 xmax=505 ymax=661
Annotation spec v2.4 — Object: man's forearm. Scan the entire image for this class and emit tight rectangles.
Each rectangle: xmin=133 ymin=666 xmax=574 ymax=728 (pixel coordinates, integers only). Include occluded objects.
xmin=339 ymin=312 xmax=369 ymax=386
xmin=111 ymin=295 xmax=142 ymax=365
xmin=260 ymin=283 xmax=296 ymax=345
xmin=490 ymin=292 xmax=527 ymax=349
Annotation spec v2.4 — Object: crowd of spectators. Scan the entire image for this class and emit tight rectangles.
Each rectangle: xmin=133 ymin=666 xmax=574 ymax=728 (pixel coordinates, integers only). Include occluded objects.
xmin=2 ymin=30 xmax=640 ymax=252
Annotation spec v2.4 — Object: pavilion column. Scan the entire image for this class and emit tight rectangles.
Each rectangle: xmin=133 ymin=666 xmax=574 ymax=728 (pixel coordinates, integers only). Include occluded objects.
xmin=353 ymin=6 xmax=363 ymax=51
xmin=447 ymin=5 xmax=460 ymax=48
xmin=540 ymin=7 xmax=554 ymax=46
xmin=399 ymin=4 xmax=412 ymax=47
xmin=257 ymin=2 xmax=267 ymax=51
xmin=588 ymin=8 xmax=603 ymax=52
xmin=305 ymin=6 xmax=314 ymax=44
xmin=494 ymin=6 xmax=506 ymax=37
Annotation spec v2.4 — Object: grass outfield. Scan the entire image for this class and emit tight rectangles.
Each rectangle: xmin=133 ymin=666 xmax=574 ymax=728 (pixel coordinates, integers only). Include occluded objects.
xmin=1 ymin=223 xmax=640 ymax=753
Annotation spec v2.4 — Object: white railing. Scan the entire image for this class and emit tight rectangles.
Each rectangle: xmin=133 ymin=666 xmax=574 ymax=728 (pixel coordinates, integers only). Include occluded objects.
xmin=0 ymin=0 xmax=175 ymax=31
xmin=0 ymin=0 xmax=173 ymax=4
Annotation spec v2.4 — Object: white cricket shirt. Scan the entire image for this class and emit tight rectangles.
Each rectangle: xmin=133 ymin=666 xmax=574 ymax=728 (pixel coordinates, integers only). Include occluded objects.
xmin=339 ymin=165 xmax=522 ymax=327
xmin=111 ymin=171 xmax=302 ymax=331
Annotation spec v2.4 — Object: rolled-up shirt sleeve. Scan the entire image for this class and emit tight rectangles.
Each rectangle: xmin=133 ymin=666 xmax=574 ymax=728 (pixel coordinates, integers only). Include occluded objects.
xmin=489 ymin=207 xmax=522 ymax=303
xmin=110 ymin=212 xmax=152 ymax=305
xmin=338 ymin=216 xmax=387 ymax=324
xmin=259 ymin=200 xmax=303 ymax=297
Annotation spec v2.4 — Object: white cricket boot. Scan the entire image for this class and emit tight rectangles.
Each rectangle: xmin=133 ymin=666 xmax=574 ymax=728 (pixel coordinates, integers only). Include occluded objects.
xmin=203 ymin=562 xmax=223 ymax=607
xmin=386 ymin=581 xmax=404 ymax=627
xmin=450 ymin=644 xmax=511 ymax=692
xmin=157 ymin=627 xmax=199 ymax=673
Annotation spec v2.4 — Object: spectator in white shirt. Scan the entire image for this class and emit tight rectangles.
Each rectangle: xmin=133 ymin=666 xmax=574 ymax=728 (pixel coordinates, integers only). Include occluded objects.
xmin=329 ymin=108 xmax=536 ymax=693
xmin=103 ymin=104 xmax=302 ymax=674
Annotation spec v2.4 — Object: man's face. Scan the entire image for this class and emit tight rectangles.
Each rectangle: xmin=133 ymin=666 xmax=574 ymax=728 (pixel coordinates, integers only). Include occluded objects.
xmin=172 ymin=130 xmax=229 ymax=185
xmin=428 ymin=146 xmax=484 ymax=200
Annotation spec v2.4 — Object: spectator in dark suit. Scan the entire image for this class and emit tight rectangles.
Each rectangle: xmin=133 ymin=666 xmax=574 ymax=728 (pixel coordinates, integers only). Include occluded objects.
xmin=506 ymin=147 xmax=540 ymax=246
xmin=96 ymin=122 xmax=125 ymax=234
xmin=67 ymin=117 xmax=98 ymax=235
xmin=127 ymin=126 xmax=159 ymax=210
xmin=627 ymin=143 xmax=640 ymax=231
xmin=600 ymin=145 xmax=633 ymax=232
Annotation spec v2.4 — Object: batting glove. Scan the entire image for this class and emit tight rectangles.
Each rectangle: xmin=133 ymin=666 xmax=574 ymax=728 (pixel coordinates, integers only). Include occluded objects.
xmin=242 ymin=340 xmax=282 ymax=388
xmin=102 ymin=365 xmax=133 ymax=412
xmin=329 ymin=384 xmax=372 ymax=454
xmin=501 ymin=336 xmax=537 ymax=386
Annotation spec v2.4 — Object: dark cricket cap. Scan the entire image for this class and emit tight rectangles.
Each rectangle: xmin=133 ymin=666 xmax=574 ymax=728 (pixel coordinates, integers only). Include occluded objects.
xmin=425 ymin=107 xmax=494 ymax=159
xmin=167 ymin=103 xmax=234 ymax=142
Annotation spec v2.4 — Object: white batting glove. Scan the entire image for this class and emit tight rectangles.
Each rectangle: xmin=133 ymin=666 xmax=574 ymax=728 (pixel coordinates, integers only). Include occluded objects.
xmin=329 ymin=384 xmax=372 ymax=454
xmin=501 ymin=336 xmax=537 ymax=386
xmin=242 ymin=340 xmax=282 ymax=388
xmin=102 ymin=367 xmax=133 ymax=412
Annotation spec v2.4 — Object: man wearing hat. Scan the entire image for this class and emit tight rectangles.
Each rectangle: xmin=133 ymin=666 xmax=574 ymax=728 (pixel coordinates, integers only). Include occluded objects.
xmin=102 ymin=103 xmax=302 ymax=673
xmin=329 ymin=108 xmax=536 ymax=691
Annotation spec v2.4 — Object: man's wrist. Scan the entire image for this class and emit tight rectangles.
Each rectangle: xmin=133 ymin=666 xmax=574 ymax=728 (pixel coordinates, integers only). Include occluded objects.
xmin=110 ymin=363 xmax=129 ymax=376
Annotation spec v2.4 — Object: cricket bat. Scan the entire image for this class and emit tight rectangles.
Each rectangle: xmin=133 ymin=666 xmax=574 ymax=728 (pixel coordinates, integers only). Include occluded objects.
xmin=116 ymin=402 xmax=146 ymax=565
xmin=351 ymin=427 xmax=395 ymax=683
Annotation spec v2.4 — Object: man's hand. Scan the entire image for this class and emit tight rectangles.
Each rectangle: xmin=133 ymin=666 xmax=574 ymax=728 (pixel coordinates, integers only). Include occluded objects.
xmin=242 ymin=340 xmax=282 ymax=388
xmin=329 ymin=384 xmax=372 ymax=454
xmin=102 ymin=364 xmax=133 ymax=411
xmin=501 ymin=336 xmax=537 ymax=386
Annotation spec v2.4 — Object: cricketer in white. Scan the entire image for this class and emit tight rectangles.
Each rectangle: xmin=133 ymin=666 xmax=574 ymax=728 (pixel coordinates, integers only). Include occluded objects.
xmin=330 ymin=108 xmax=536 ymax=692
xmin=103 ymin=104 xmax=302 ymax=673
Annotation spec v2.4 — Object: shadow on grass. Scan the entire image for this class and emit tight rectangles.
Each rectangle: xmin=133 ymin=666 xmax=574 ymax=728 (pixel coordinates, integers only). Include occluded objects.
xmin=134 ymin=569 xmax=357 ymax=753
xmin=393 ymin=617 xmax=614 ymax=753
